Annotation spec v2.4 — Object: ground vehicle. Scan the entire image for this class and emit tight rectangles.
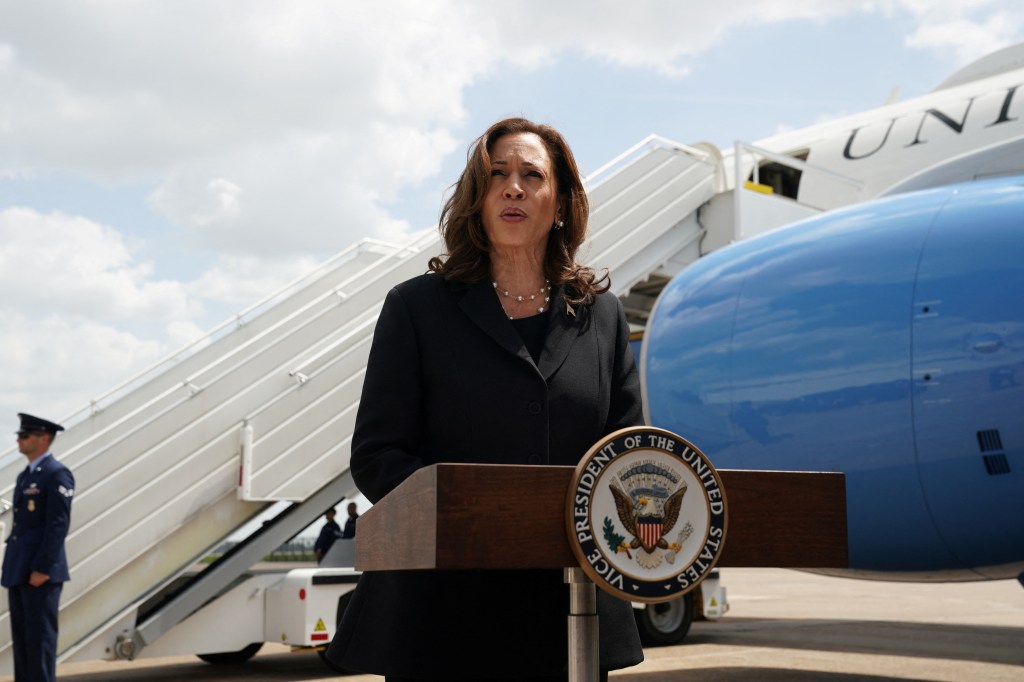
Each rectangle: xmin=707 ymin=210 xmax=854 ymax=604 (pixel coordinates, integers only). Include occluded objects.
xmin=633 ymin=569 xmax=727 ymax=646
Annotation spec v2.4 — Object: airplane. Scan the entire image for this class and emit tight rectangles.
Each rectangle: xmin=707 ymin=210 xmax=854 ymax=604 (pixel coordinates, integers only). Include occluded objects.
xmin=635 ymin=42 xmax=1024 ymax=586
xmin=2 ymin=41 xmax=1022 ymax=674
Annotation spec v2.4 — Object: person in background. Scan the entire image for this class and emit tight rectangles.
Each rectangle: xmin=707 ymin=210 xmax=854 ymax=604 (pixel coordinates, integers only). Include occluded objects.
xmin=326 ymin=117 xmax=644 ymax=680
xmin=2 ymin=413 xmax=75 ymax=682
xmin=341 ymin=501 xmax=358 ymax=539
xmin=313 ymin=507 xmax=342 ymax=564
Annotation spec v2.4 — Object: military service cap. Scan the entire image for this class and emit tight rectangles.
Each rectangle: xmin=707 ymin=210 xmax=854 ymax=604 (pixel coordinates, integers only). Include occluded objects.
xmin=16 ymin=413 xmax=65 ymax=436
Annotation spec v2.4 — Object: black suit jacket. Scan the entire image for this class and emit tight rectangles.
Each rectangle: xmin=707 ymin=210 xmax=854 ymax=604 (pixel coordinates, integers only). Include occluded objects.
xmin=328 ymin=273 xmax=644 ymax=678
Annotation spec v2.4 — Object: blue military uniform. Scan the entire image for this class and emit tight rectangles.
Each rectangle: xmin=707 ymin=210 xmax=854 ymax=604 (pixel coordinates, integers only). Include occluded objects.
xmin=341 ymin=513 xmax=357 ymax=539
xmin=313 ymin=518 xmax=342 ymax=564
xmin=2 ymin=414 xmax=74 ymax=682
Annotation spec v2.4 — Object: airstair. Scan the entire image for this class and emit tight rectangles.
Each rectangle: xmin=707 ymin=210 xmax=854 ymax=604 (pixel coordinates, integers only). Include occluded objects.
xmin=0 ymin=135 xmax=718 ymax=670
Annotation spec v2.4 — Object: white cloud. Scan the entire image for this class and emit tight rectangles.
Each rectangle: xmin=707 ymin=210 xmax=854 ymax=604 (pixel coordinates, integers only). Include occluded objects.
xmin=185 ymin=253 xmax=324 ymax=308
xmin=146 ymin=127 xmax=430 ymax=255
xmin=0 ymin=207 xmax=195 ymax=323
xmin=0 ymin=208 xmax=326 ymax=433
xmin=567 ymin=3 xmax=793 ymax=76
xmin=0 ymin=208 xmax=205 ymax=430
xmin=905 ymin=13 xmax=1022 ymax=63
xmin=191 ymin=178 xmax=243 ymax=228
xmin=0 ymin=1 xmax=907 ymax=257
xmin=898 ymin=0 xmax=1024 ymax=63
xmin=0 ymin=1 xmax=491 ymax=256
xmin=1 ymin=0 xmax=1022 ymax=433
xmin=0 ymin=311 xmax=168 ymax=429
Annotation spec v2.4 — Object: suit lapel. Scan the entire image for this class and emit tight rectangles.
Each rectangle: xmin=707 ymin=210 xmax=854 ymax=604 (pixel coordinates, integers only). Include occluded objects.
xmin=455 ymin=280 xmax=582 ymax=379
xmin=456 ymin=280 xmax=535 ymax=367
xmin=537 ymin=286 xmax=582 ymax=381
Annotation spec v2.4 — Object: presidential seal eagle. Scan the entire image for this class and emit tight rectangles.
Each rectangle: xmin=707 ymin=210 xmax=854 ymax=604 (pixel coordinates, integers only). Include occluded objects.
xmin=609 ymin=483 xmax=688 ymax=556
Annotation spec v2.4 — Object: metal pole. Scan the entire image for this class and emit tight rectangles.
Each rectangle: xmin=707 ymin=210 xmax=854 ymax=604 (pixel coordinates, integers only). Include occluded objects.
xmin=565 ymin=567 xmax=599 ymax=682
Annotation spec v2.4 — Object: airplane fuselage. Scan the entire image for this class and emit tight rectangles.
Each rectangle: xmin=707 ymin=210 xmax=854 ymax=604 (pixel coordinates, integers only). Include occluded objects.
xmin=737 ymin=55 xmax=1024 ymax=210
xmin=642 ymin=176 xmax=1024 ymax=582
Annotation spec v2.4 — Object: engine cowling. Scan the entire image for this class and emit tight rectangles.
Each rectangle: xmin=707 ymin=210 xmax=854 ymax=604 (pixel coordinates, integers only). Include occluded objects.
xmin=643 ymin=176 xmax=1024 ymax=580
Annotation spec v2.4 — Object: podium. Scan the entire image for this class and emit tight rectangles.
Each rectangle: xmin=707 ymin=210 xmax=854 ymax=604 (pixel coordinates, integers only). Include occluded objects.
xmin=355 ymin=463 xmax=847 ymax=678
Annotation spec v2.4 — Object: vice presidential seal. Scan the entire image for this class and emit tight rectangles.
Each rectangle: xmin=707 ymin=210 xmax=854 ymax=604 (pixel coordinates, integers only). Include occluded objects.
xmin=566 ymin=426 xmax=728 ymax=602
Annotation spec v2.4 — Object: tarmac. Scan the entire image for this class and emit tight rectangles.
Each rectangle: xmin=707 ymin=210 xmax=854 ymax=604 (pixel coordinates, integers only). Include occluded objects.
xmin=39 ymin=567 xmax=1024 ymax=681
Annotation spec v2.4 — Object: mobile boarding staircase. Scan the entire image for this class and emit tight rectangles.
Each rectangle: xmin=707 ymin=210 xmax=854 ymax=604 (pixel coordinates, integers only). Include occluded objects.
xmin=0 ymin=135 xmax=824 ymax=670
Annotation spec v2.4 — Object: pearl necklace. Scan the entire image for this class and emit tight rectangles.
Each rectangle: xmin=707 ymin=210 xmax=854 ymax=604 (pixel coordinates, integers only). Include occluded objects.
xmin=493 ymin=279 xmax=551 ymax=319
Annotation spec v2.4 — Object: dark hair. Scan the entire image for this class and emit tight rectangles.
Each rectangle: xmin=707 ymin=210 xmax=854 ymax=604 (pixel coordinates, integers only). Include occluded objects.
xmin=427 ymin=117 xmax=608 ymax=306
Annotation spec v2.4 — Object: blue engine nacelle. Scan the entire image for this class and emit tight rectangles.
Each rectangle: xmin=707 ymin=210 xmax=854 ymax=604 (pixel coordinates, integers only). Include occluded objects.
xmin=643 ymin=176 xmax=1024 ymax=581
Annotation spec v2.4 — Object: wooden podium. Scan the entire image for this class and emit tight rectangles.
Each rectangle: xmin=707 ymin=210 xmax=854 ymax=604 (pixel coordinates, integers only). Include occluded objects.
xmin=355 ymin=463 xmax=847 ymax=680
xmin=356 ymin=463 xmax=848 ymax=571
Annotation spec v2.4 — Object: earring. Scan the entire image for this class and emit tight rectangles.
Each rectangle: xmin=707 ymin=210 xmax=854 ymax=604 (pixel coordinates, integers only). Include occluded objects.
xmin=555 ymin=220 xmax=564 ymax=230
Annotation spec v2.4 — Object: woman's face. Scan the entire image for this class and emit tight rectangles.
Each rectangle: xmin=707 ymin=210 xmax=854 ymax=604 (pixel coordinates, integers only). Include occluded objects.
xmin=481 ymin=132 xmax=561 ymax=260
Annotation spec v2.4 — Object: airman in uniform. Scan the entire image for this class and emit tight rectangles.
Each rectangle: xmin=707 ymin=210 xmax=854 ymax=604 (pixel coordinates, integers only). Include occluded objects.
xmin=2 ymin=413 xmax=74 ymax=682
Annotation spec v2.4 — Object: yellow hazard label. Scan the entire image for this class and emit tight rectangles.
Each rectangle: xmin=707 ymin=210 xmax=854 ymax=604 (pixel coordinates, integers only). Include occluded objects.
xmin=710 ymin=598 xmax=718 ymax=606
xmin=314 ymin=618 xmax=327 ymax=632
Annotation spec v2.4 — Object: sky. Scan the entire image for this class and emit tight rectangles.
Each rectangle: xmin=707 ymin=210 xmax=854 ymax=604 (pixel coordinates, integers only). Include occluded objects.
xmin=2 ymin=0 xmax=1024 ymax=439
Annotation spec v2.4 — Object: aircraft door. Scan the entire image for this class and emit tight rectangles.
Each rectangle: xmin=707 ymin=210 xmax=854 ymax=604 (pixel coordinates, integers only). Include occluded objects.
xmin=911 ymin=181 xmax=1024 ymax=579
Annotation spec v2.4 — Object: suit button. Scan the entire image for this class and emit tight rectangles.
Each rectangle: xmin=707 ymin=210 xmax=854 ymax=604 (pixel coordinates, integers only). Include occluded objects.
xmin=527 ymin=401 xmax=542 ymax=415
xmin=527 ymin=453 xmax=543 ymax=464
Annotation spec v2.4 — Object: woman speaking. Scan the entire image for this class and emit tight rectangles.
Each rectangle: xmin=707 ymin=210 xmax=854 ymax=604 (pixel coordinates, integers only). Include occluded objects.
xmin=327 ymin=117 xmax=644 ymax=680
